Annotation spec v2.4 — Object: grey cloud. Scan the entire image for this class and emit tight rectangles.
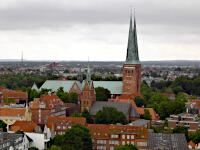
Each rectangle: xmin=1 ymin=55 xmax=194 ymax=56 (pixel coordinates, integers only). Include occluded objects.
xmin=0 ymin=0 xmax=200 ymax=30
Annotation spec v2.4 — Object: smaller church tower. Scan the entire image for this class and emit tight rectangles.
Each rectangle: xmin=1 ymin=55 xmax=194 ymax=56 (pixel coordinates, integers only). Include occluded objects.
xmin=122 ymin=13 xmax=141 ymax=95
xmin=80 ymin=63 xmax=96 ymax=112
xmin=77 ymin=68 xmax=83 ymax=83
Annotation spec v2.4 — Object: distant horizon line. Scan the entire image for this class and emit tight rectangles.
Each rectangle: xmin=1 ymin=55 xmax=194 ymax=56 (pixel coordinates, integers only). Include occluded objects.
xmin=1 ymin=59 xmax=200 ymax=62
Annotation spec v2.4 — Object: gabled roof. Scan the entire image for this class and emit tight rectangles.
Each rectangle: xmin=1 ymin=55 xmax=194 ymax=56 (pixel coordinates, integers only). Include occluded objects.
xmin=47 ymin=116 xmax=86 ymax=129
xmin=39 ymin=80 xmax=123 ymax=95
xmin=39 ymin=80 xmax=79 ymax=92
xmin=87 ymin=124 xmax=147 ymax=139
xmin=89 ymin=101 xmax=139 ymax=118
xmin=0 ymin=108 xmax=26 ymax=117
xmin=2 ymin=90 xmax=28 ymax=99
xmin=31 ymin=82 xmax=39 ymax=91
xmin=10 ymin=121 xmax=37 ymax=132
xmin=29 ymin=93 xmax=64 ymax=109
xmin=93 ymin=81 xmax=122 ymax=94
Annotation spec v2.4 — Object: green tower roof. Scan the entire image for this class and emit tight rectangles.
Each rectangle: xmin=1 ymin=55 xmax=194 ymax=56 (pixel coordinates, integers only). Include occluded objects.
xmin=125 ymin=13 xmax=140 ymax=64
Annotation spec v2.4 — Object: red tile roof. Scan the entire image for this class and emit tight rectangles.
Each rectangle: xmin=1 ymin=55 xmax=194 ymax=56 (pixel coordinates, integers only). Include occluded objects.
xmin=112 ymin=94 xmax=159 ymax=120
xmin=47 ymin=116 xmax=86 ymax=129
xmin=190 ymin=100 xmax=200 ymax=109
xmin=29 ymin=93 xmax=64 ymax=109
xmin=188 ymin=140 xmax=196 ymax=149
xmin=87 ymin=124 xmax=148 ymax=138
xmin=10 ymin=120 xmax=37 ymax=132
xmin=0 ymin=108 xmax=26 ymax=117
xmin=2 ymin=90 xmax=28 ymax=99
xmin=40 ymin=94 xmax=60 ymax=102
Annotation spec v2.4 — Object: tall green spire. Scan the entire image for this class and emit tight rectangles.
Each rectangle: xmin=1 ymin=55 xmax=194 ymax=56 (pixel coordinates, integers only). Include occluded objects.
xmin=125 ymin=12 xmax=140 ymax=64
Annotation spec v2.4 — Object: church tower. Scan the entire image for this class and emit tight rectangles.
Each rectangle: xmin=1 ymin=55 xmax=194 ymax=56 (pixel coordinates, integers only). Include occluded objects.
xmin=80 ymin=63 xmax=96 ymax=112
xmin=122 ymin=13 xmax=141 ymax=95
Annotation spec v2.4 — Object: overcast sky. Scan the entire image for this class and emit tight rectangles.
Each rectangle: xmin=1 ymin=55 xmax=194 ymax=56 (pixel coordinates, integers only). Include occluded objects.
xmin=0 ymin=0 xmax=200 ymax=61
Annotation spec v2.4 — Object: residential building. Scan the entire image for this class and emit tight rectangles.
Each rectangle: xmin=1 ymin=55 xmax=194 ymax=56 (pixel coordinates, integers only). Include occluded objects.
xmin=87 ymin=124 xmax=148 ymax=150
xmin=10 ymin=121 xmax=38 ymax=133
xmin=47 ymin=116 xmax=86 ymax=137
xmin=29 ymin=93 xmax=66 ymax=124
xmin=9 ymin=121 xmax=51 ymax=150
xmin=0 ymin=88 xmax=28 ymax=104
xmin=0 ymin=132 xmax=32 ymax=150
xmin=186 ymin=100 xmax=200 ymax=114
xmin=0 ymin=107 xmax=32 ymax=126
xmin=24 ymin=132 xmax=46 ymax=150
xmin=167 ymin=113 xmax=199 ymax=133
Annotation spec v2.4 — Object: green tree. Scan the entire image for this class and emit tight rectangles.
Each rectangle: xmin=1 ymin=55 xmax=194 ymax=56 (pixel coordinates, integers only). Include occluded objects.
xmin=115 ymin=144 xmax=138 ymax=150
xmin=95 ymin=107 xmax=127 ymax=124
xmin=40 ymin=88 xmax=52 ymax=95
xmin=56 ymin=87 xmax=68 ymax=102
xmin=56 ymin=87 xmax=78 ymax=103
xmin=68 ymin=92 xmax=78 ymax=104
xmin=53 ymin=124 xmax=92 ymax=150
xmin=190 ymin=129 xmax=200 ymax=144
xmin=134 ymin=96 xmax=145 ymax=107
xmin=47 ymin=145 xmax=62 ymax=150
xmin=140 ymin=81 xmax=153 ymax=101
xmin=141 ymin=109 xmax=151 ymax=120
xmin=95 ymin=87 xmax=111 ymax=101
xmin=175 ymin=93 xmax=188 ymax=102
xmin=156 ymin=101 xmax=172 ymax=119
xmin=172 ymin=85 xmax=184 ymax=94
xmin=149 ymin=93 xmax=168 ymax=104
xmin=0 ymin=120 xmax=7 ymax=131
xmin=29 ymin=89 xmax=40 ymax=102
xmin=82 ymin=109 xmax=93 ymax=123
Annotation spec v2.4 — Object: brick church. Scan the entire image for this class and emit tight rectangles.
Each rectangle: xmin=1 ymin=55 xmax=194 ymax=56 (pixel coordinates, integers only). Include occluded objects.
xmin=32 ymin=15 xmax=147 ymax=120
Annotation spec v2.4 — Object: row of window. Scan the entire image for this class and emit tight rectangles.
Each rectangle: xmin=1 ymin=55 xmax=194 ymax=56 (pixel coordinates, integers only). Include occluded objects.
xmin=97 ymin=145 xmax=106 ymax=150
xmin=110 ymin=134 xmax=135 ymax=140
xmin=83 ymin=101 xmax=90 ymax=105
xmin=122 ymin=135 xmax=134 ymax=140
xmin=57 ymin=125 xmax=71 ymax=130
xmin=122 ymin=141 xmax=135 ymax=145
